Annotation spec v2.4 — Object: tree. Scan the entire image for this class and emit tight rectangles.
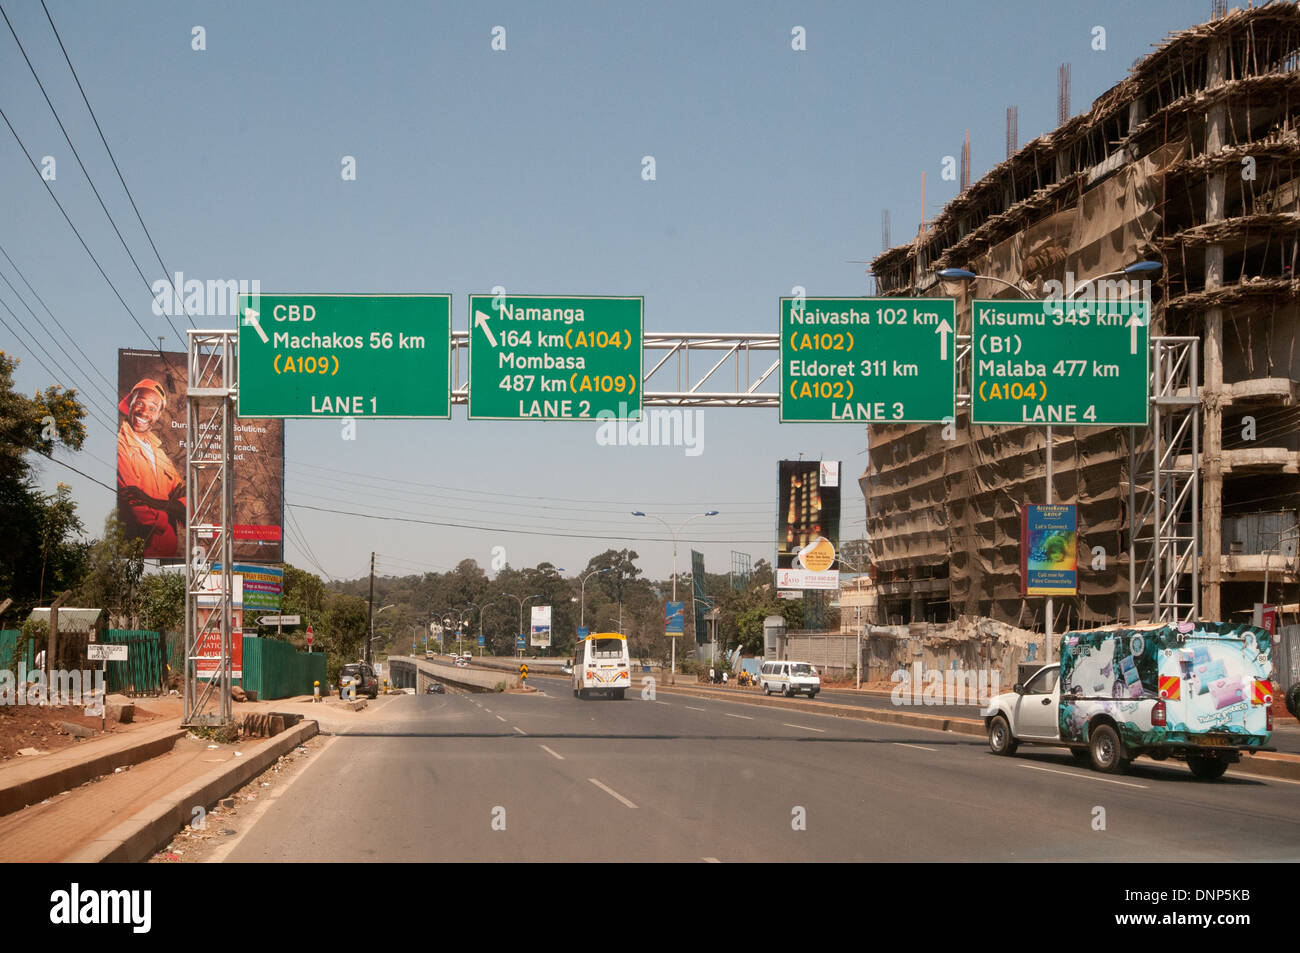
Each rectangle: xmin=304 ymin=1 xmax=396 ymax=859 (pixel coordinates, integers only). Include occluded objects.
xmin=0 ymin=352 xmax=88 ymax=618
xmin=75 ymin=515 xmax=146 ymax=628
xmin=140 ymin=570 xmax=185 ymax=632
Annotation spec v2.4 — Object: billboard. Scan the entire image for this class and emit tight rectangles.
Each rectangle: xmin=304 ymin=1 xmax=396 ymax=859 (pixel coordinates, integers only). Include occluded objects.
xmin=776 ymin=460 xmax=842 ymax=590
xmin=1021 ymin=504 xmax=1078 ymax=596
xmin=530 ymin=605 xmax=552 ymax=648
xmin=691 ymin=550 xmax=712 ymax=644
xmin=117 ymin=349 xmax=284 ymax=561
xmin=665 ymin=601 xmax=685 ymax=636
xmin=196 ymin=573 xmax=243 ymax=679
xmin=214 ymin=563 xmax=283 ymax=612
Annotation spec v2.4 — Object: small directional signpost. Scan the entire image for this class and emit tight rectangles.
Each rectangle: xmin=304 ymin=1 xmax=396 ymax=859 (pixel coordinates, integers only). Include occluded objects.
xmin=257 ymin=614 xmax=300 ymax=627
xmin=237 ymin=294 xmax=451 ymax=418
xmin=971 ymin=299 xmax=1148 ymax=426
xmin=468 ymin=294 xmax=643 ymax=420
xmin=779 ymin=297 xmax=956 ymax=422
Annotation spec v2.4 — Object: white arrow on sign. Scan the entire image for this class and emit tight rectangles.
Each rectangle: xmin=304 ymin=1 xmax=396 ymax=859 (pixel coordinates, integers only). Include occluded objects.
xmin=474 ymin=309 xmax=498 ymax=348
xmin=243 ymin=306 xmax=269 ymax=344
xmin=1127 ymin=313 xmax=1144 ymax=355
xmin=935 ymin=318 xmax=953 ymax=361
xmin=258 ymin=614 xmax=301 ymax=627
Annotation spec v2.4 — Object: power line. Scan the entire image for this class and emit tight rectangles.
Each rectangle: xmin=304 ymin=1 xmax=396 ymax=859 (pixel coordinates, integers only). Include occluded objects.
xmin=0 ymin=272 xmax=119 ymax=414
xmin=0 ymin=240 xmax=117 ymax=399
xmin=31 ymin=448 xmax=114 ymax=493
xmin=287 ymin=501 xmax=771 ymax=544
xmin=0 ymin=3 xmax=186 ymax=348
xmin=39 ymin=0 xmax=197 ymax=333
xmin=0 ymin=103 xmax=160 ymax=349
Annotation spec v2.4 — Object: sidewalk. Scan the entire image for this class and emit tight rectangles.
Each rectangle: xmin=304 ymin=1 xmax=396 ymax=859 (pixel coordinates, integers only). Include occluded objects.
xmin=0 ymin=692 xmax=395 ymax=862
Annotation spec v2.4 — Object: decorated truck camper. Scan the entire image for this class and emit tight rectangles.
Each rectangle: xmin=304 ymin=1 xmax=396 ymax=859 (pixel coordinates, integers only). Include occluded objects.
xmin=981 ymin=621 xmax=1276 ymax=780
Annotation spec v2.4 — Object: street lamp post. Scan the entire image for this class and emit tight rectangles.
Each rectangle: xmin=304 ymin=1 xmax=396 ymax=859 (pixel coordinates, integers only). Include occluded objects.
xmin=579 ymin=567 xmax=612 ymax=631
xmin=938 ymin=261 xmax=1160 ymax=659
xmin=632 ymin=509 xmax=719 ymax=683
xmin=370 ymin=604 xmax=395 ymax=659
xmin=502 ymin=592 xmax=543 ymax=658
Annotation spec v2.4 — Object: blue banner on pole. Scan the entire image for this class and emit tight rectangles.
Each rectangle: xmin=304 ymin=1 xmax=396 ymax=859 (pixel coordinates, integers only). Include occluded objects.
xmin=665 ymin=601 xmax=685 ymax=635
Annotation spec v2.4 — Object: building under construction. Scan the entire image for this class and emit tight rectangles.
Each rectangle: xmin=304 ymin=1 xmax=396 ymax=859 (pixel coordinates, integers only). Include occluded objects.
xmin=866 ymin=4 xmax=1300 ymax=631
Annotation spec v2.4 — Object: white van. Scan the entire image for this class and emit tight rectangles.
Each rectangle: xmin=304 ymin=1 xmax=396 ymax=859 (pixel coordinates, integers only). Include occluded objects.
xmin=759 ymin=660 xmax=820 ymax=698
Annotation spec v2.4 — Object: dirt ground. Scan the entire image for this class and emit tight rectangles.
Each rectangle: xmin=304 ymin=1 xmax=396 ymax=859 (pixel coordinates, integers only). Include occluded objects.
xmin=0 ymin=697 xmax=164 ymax=762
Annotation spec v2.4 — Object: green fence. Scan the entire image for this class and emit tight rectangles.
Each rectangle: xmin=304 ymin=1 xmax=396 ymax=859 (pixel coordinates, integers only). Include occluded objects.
xmin=0 ymin=631 xmax=34 ymax=672
xmin=241 ymin=636 xmax=327 ymax=701
xmin=102 ymin=630 xmax=167 ymax=696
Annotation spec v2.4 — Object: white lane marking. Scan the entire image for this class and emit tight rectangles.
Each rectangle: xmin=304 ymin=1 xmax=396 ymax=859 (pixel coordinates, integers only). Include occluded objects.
xmin=514 ymin=726 xmax=527 ymax=735
xmin=496 ymin=715 xmax=507 ymax=722
xmin=483 ymin=708 xmax=492 ymax=713
xmin=685 ymin=706 xmax=706 ymax=711
xmin=783 ymin=723 xmax=826 ymax=733
xmin=588 ymin=777 xmax=638 ymax=809
xmin=893 ymin=742 xmax=937 ymax=752
xmin=654 ymin=701 xmax=671 ymax=706
xmin=1020 ymin=764 xmax=1149 ymax=789
xmin=540 ymin=745 xmax=564 ymax=760
xmin=725 ymin=713 xmax=753 ymax=720
xmin=702 ymin=857 xmax=721 ymax=863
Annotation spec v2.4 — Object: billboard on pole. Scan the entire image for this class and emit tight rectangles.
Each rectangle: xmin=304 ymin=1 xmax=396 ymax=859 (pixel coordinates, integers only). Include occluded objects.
xmin=117 ymin=349 xmax=284 ymax=561
xmin=691 ymin=550 xmax=712 ymax=644
xmin=530 ymin=605 xmax=552 ymax=648
xmin=1020 ymin=504 xmax=1078 ymax=596
xmin=776 ymin=460 xmax=842 ymax=589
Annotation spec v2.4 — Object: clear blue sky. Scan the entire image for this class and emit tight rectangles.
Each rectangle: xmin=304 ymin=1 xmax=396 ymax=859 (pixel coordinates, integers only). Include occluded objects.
xmin=2 ymin=0 xmax=1210 ymax=580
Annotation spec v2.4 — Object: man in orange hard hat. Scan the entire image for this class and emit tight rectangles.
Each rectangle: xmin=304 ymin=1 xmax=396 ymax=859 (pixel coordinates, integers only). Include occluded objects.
xmin=117 ymin=378 xmax=185 ymax=556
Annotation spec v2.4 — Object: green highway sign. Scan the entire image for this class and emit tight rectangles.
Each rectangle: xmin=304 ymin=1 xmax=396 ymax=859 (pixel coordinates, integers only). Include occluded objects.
xmin=467 ymin=294 xmax=643 ymax=420
xmin=970 ymin=299 xmax=1148 ymax=426
xmin=779 ymin=297 xmax=956 ymax=423
xmin=237 ymin=294 xmax=451 ymax=418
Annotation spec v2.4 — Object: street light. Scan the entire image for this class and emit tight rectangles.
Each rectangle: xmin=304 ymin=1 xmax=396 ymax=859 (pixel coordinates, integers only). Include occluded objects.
xmin=631 ymin=509 xmax=719 ymax=682
xmin=579 ymin=567 xmax=612 ymax=631
xmin=502 ymin=592 xmax=543 ymax=657
xmin=369 ymin=604 xmax=395 ymax=660
xmin=937 ymin=261 xmax=1162 ymax=659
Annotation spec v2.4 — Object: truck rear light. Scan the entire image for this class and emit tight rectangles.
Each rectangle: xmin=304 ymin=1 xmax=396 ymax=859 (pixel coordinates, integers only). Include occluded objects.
xmin=1267 ymin=708 xmax=1273 ymax=732
xmin=1152 ymin=700 xmax=1166 ymax=727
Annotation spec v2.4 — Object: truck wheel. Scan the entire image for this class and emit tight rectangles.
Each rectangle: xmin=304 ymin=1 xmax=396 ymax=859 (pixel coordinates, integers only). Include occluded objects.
xmin=614 ymin=688 xmax=626 ymax=700
xmin=1286 ymin=683 xmax=1299 ymax=717
xmin=1187 ymin=755 xmax=1229 ymax=781
xmin=988 ymin=715 xmax=1018 ymax=756
xmin=1070 ymin=748 xmax=1091 ymax=765
xmin=1089 ymin=724 xmax=1126 ymax=774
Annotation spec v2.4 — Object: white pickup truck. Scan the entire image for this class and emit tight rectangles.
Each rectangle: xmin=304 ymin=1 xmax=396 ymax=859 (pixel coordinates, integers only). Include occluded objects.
xmin=981 ymin=621 xmax=1276 ymax=780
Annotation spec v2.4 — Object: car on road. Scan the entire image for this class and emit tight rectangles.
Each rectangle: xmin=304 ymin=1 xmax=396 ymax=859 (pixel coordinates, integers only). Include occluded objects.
xmin=561 ymin=661 xmax=573 ymax=675
xmin=339 ymin=662 xmax=379 ymax=700
xmin=425 ymin=682 xmax=445 ymax=694
xmin=759 ymin=660 xmax=820 ymax=698
xmin=982 ymin=621 xmax=1275 ymax=779
xmin=454 ymin=657 xmax=468 ymax=668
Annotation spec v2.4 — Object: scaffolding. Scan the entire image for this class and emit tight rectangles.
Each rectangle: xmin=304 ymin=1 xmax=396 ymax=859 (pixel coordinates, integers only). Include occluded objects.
xmin=1130 ymin=337 xmax=1201 ymax=623
xmin=183 ymin=330 xmax=237 ymax=726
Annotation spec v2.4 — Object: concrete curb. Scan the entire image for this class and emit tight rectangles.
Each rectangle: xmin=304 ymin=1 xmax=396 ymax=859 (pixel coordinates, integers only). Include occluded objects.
xmin=0 ymin=726 xmax=188 ymax=819
xmin=64 ymin=719 xmax=319 ymax=863
xmin=651 ymin=683 xmax=1300 ymax=781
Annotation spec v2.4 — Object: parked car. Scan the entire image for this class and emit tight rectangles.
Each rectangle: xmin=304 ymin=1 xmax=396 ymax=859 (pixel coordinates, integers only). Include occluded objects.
xmin=339 ymin=662 xmax=379 ymax=699
xmin=425 ymin=682 xmax=445 ymax=694
xmin=982 ymin=621 xmax=1275 ymax=779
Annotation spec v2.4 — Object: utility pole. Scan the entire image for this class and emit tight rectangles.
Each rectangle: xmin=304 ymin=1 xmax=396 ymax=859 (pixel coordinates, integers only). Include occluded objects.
xmin=366 ymin=551 xmax=375 ymax=665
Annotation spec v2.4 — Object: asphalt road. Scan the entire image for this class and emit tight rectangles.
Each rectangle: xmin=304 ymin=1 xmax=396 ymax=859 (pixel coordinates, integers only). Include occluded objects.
xmin=224 ymin=681 xmax=1300 ymax=862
